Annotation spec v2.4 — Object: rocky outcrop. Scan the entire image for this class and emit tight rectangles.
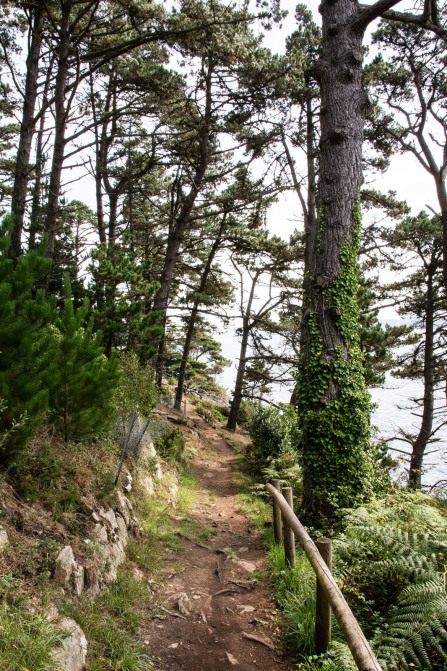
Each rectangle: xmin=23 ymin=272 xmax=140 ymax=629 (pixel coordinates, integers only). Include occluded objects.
xmin=51 ymin=617 xmax=88 ymax=671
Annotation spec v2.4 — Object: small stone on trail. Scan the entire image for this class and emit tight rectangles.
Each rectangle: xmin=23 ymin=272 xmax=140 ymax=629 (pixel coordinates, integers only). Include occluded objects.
xmin=226 ymin=652 xmax=239 ymax=665
xmin=238 ymin=547 xmax=249 ymax=553
xmin=168 ymin=642 xmax=179 ymax=649
xmin=237 ymin=605 xmax=255 ymax=614
xmin=234 ymin=559 xmax=257 ymax=573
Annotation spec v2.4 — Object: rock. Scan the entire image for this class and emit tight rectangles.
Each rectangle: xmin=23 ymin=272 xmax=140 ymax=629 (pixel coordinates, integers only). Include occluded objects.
xmin=146 ymin=441 xmax=163 ymax=479
xmin=168 ymin=642 xmax=179 ymax=649
xmin=116 ymin=515 xmax=128 ymax=544
xmin=0 ymin=526 xmax=9 ymax=552
xmin=234 ymin=560 xmax=257 ymax=574
xmin=98 ymin=507 xmax=118 ymax=533
xmin=45 ymin=604 xmax=59 ymax=622
xmin=132 ymin=567 xmax=144 ymax=580
xmin=167 ymin=483 xmax=178 ymax=506
xmin=84 ymin=562 xmax=101 ymax=598
xmin=91 ymin=523 xmax=108 ymax=544
xmin=237 ymin=605 xmax=255 ymax=614
xmin=176 ymin=592 xmax=191 ymax=617
xmin=116 ymin=491 xmax=133 ymax=525
xmin=140 ymin=474 xmax=155 ymax=497
xmin=226 ymin=652 xmax=239 ymax=665
xmin=54 ymin=546 xmax=76 ymax=585
xmin=73 ymin=564 xmax=85 ymax=597
xmin=51 ymin=617 xmax=87 ymax=671
xmin=123 ymin=473 xmax=133 ymax=492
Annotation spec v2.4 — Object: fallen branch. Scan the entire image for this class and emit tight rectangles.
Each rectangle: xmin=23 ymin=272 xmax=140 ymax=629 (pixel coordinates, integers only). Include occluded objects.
xmin=242 ymin=632 xmax=274 ymax=650
xmin=176 ymin=531 xmax=211 ymax=550
xmin=211 ymin=588 xmax=240 ymax=598
xmin=228 ymin=579 xmax=257 ymax=589
xmin=160 ymin=606 xmax=187 ymax=620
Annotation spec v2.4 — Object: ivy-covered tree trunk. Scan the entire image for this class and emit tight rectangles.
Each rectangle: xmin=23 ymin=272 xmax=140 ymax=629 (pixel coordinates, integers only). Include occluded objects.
xmin=298 ymin=0 xmax=373 ymax=516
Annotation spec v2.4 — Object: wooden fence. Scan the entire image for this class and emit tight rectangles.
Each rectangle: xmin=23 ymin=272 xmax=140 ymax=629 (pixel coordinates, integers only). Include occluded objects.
xmin=266 ymin=481 xmax=383 ymax=671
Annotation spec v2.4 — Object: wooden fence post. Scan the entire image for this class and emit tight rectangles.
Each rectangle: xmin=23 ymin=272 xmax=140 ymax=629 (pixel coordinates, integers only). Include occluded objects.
xmin=265 ymin=483 xmax=383 ymax=671
xmin=282 ymin=487 xmax=296 ymax=569
xmin=315 ymin=537 xmax=332 ymax=653
xmin=271 ymin=479 xmax=283 ymax=545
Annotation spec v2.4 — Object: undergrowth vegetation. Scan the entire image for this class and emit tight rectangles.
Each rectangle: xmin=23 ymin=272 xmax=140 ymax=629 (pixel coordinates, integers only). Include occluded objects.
xmin=65 ymin=573 xmax=153 ymax=671
xmin=233 ymin=417 xmax=447 ymax=671
xmin=0 ymin=576 xmax=63 ymax=671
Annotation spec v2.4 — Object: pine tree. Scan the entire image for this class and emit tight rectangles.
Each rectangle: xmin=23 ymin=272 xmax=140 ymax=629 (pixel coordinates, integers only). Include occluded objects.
xmin=47 ymin=274 xmax=120 ymax=443
xmin=0 ymin=216 xmax=56 ymax=458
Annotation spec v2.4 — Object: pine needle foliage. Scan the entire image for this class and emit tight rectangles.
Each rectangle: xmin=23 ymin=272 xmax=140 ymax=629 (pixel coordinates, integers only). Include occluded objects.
xmin=47 ymin=275 xmax=120 ymax=442
xmin=334 ymin=492 xmax=447 ymax=670
xmin=0 ymin=216 xmax=56 ymax=456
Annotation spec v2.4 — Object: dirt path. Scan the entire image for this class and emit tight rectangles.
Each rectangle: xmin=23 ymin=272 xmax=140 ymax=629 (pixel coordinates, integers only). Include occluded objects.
xmin=144 ymin=407 xmax=293 ymax=671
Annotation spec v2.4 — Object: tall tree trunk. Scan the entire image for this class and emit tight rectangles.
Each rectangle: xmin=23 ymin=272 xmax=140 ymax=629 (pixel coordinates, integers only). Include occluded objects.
xmin=44 ymin=0 xmax=74 ymax=261
xmin=298 ymin=0 xmax=372 ymax=515
xmin=108 ymin=192 xmax=118 ymax=243
xmin=436 ymin=180 xmax=447 ymax=289
xmin=285 ymin=90 xmax=318 ymax=407
xmin=152 ymin=61 xmax=214 ymax=382
xmin=408 ymin=269 xmax=435 ymax=488
xmin=226 ymin=320 xmax=250 ymax=432
xmin=10 ymin=4 xmax=45 ymax=258
xmin=29 ymin=61 xmax=53 ymax=249
xmin=174 ymin=219 xmax=225 ymax=410
xmin=89 ymin=73 xmax=112 ymax=246
xmin=226 ymin=270 xmax=260 ymax=432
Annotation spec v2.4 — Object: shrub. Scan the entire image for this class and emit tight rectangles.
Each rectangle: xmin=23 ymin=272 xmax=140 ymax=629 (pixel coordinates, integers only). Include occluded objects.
xmin=113 ymin=352 xmax=158 ymax=425
xmin=247 ymin=403 xmax=298 ymax=461
xmin=154 ymin=427 xmax=186 ymax=464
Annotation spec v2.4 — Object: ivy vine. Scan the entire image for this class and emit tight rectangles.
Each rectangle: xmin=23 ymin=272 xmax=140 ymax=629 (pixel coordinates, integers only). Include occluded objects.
xmin=297 ymin=202 xmax=374 ymax=513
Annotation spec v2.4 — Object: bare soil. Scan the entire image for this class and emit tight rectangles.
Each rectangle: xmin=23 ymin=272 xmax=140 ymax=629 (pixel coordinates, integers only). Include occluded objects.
xmin=143 ymin=405 xmax=294 ymax=671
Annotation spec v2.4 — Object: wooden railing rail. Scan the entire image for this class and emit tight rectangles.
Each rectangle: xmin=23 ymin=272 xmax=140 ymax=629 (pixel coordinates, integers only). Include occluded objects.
xmin=266 ymin=482 xmax=383 ymax=671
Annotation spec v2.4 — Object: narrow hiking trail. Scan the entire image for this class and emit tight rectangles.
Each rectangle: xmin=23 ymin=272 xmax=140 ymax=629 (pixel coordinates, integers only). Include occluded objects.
xmin=143 ymin=406 xmax=294 ymax=671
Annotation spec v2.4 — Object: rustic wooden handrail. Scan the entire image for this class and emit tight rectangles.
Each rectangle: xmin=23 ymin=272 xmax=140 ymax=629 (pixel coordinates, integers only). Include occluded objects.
xmin=266 ymin=482 xmax=383 ymax=671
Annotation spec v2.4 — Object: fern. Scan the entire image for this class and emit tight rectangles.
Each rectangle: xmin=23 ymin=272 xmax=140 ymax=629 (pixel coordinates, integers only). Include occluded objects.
xmin=334 ymin=493 xmax=447 ymax=670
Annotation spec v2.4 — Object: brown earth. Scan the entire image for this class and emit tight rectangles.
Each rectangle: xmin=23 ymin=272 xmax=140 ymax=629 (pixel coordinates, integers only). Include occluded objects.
xmin=143 ymin=405 xmax=295 ymax=671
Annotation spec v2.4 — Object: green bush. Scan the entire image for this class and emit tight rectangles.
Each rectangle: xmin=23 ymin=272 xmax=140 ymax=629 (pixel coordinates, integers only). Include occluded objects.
xmin=247 ymin=403 xmax=298 ymax=461
xmin=154 ymin=427 xmax=186 ymax=464
xmin=193 ymin=398 xmax=227 ymax=424
xmin=113 ymin=352 xmax=158 ymax=424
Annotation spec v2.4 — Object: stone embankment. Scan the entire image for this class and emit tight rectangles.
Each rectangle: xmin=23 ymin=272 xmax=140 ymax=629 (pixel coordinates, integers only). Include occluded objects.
xmin=45 ymin=435 xmax=170 ymax=671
